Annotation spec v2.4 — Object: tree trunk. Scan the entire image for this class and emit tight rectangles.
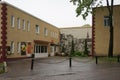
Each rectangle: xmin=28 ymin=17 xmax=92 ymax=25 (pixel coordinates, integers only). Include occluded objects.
xmin=108 ymin=15 xmax=113 ymax=57
xmin=107 ymin=0 xmax=114 ymax=57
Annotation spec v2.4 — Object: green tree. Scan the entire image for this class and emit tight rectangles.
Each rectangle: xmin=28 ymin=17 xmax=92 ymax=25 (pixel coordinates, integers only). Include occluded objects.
xmin=70 ymin=0 xmax=114 ymax=57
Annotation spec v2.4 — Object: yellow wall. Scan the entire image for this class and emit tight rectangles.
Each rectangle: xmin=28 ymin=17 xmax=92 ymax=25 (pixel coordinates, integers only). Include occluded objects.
xmin=94 ymin=5 xmax=120 ymax=56
xmin=4 ymin=3 xmax=60 ymax=58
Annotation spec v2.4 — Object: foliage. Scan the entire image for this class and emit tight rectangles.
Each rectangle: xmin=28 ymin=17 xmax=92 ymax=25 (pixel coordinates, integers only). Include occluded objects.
xmin=70 ymin=0 xmax=103 ymax=19
xmin=0 ymin=62 xmax=4 ymax=74
xmin=71 ymin=51 xmax=81 ymax=56
xmin=70 ymin=0 xmax=114 ymax=57
xmin=61 ymin=46 xmax=66 ymax=53
xmin=98 ymin=57 xmax=118 ymax=63
xmin=71 ymin=51 xmax=88 ymax=57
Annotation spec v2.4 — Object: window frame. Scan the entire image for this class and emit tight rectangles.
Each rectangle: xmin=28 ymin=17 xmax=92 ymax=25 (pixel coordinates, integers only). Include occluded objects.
xmin=22 ymin=19 xmax=25 ymax=30
xmin=35 ymin=25 xmax=40 ymax=34
xmin=44 ymin=28 xmax=48 ymax=36
xmin=34 ymin=45 xmax=47 ymax=53
xmin=104 ymin=16 xmax=110 ymax=27
xmin=10 ymin=41 xmax=14 ymax=53
xmin=17 ymin=42 xmax=21 ymax=53
xmin=17 ymin=17 xmax=20 ymax=29
xmin=27 ymin=21 xmax=30 ymax=32
xmin=11 ymin=15 xmax=15 ymax=27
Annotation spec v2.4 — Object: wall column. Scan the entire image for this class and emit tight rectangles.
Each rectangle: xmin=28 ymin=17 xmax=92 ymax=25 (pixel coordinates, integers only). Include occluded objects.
xmin=0 ymin=3 xmax=7 ymax=62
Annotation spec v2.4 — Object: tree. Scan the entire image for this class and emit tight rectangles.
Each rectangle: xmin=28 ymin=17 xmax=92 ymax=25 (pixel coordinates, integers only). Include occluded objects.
xmin=70 ymin=0 xmax=114 ymax=57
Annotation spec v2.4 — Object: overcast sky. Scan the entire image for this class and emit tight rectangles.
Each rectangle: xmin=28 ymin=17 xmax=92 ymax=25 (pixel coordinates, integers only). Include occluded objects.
xmin=2 ymin=0 xmax=120 ymax=28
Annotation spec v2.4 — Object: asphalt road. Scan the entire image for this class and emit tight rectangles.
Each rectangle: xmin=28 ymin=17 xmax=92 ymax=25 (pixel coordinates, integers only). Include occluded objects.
xmin=0 ymin=57 xmax=120 ymax=80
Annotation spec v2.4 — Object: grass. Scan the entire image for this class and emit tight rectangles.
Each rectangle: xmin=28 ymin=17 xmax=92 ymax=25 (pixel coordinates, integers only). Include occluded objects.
xmin=97 ymin=57 xmax=119 ymax=63
xmin=0 ymin=62 xmax=4 ymax=74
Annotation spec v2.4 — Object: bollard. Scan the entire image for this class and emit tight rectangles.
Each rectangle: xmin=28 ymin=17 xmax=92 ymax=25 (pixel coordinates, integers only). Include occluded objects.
xmin=95 ymin=56 xmax=98 ymax=64
xmin=69 ymin=57 xmax=72 ymax=67
xmin=31 ymin=54 xmax=34 ymax=70
xmin=117 ymin=55 xmax=120 ymax=63
xmin=3 ymin=61 xmax=7 ymax=72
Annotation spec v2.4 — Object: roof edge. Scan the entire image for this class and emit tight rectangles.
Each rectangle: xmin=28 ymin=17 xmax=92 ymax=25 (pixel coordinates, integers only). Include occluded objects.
xmin=0 ymin=1 xmax=59 ymax=29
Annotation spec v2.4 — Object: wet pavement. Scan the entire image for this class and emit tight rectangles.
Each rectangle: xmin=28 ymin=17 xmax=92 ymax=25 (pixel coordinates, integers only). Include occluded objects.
xmin=0 ymin=57 xmax=120 ymax=80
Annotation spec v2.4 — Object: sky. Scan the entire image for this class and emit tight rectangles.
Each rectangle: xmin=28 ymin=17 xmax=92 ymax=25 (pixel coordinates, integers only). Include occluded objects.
xmin=2 ymin=0 xmax=120 ymax=28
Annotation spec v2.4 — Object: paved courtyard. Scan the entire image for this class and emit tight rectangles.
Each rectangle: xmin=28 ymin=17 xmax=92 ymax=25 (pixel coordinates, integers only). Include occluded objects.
xmin=0 ymin=57 xmax=120 ymax=80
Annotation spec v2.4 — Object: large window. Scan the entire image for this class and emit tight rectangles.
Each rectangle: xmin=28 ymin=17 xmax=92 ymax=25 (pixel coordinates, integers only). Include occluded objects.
xmin=22 ymin=19 xmax=25 ymax=30
xmin=17 ymin=42 xmax=21 ymax=53
xmin=44 ymin=28 xmax=48 ymax=36
xmin=35 ymin=25 xmax=39 ymax=34
xmin=35 ymin=45 xmax=47 ymax=53
xmin=27 ymin=21 xmax=30 ymax=32
xmin=10 ymin=41 xmax=14 ymax=53
xmin=104 ymin=16 xmax=110 ymax=26
xmin=17 ymin=18 xmax=20 ymax=29
xmin=11 ymin=15 xmax=15 ymax=27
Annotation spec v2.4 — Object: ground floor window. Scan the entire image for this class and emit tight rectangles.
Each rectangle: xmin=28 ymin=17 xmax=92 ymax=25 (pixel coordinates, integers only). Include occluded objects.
xmin=35 ymin=44 xmax=47 ymax=53
xmin=17 ymin=42 xmax=21 ymax=53
xmin=21 ymin=42 xmax=26 ymax=55
xmin=10 ymin=41 xmax=14 ymax=53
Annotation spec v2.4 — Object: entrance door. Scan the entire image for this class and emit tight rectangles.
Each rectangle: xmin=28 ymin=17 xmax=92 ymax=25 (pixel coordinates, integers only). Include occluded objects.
xmin=50 ymin=46 xmax=54 ymax=56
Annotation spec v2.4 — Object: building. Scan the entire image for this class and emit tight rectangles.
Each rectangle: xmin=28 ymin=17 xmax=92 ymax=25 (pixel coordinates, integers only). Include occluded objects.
xmin=92 ymin=5 xmax=120 ymax=56
xmin=0 ymin=1 xmax=60 ymax=62
xmin=60 ymin=24 xmax=92 ymax=55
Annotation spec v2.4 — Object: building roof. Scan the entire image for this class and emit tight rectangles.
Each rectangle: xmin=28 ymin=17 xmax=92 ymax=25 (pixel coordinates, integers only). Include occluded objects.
xmin=60 ymin=24 xmax=92 ymax=39
xmin=0 ymin=1 xmax=58 ymax=29
xmin=60 ymin=24 xmax=91 ymax=29
xmin=93 ymin=4 xmax=120 ymax=9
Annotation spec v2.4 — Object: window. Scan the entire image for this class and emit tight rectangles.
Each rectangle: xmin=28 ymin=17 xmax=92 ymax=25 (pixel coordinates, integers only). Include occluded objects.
xmin=34 ymin=45 xmax=47 ymax=53
xmin=35 ymin=25 xmax=39 ymax=34
xmin=10 ymin=41 xmax=14 ymax=53
xmin=41 ymin=46 xmax=44 ymax=53
xmin=27 ymin=21 xmax=30 ymax=32
xmin=22 ymin=19 xmax=25 ymax=30
xmin=55 ymin=33 xmax=57 ymax=38
xmin=44 ymin=46 xmax=47 ymax=53
xmin=17 ymin=18 xmax=20 ymax=29
xmin=53 ymin=32 xmax=55 ymax=38
xmin=44 ymin=28 xmax=48 ymax=36
xmin=11 ymin=15 xmax=15 ymax=27
xmin=17 ymin=42 xmax=21 ymax=53
xmin=51 ymin=31 xmax=54 ymax=38
xmin=104 ymin=16 xmax=110 ymax=26
xmin=36 ymin=45 xmax=39 ymax=53
xmin=51 ymin=31 xmax=52 ymax=37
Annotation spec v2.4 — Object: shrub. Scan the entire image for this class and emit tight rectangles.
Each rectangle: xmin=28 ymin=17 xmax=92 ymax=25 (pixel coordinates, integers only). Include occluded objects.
xmin=0 ymin=62 xmax=4 ymax=74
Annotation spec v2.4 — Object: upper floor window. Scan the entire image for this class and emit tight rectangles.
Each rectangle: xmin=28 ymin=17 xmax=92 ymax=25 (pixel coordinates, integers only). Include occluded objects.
xmin=35 ymin=25 xmax=39 ymax=34
xmin=51 ymin=31 xmax=52 ymax=37
xmin=17 ymin=18 xmax=20 ymax=29
xmin=11 ymin=15 xmax=15 ymax=27
xmin=104 ymin=16 xmax=110 ymax=27
xmin=44 ymin=28 xmax=48 ymax=36
xmin=22 ymin=19 xmax=25 ymax=30
xmin=27 ymin=21 xmax=30 ymax=32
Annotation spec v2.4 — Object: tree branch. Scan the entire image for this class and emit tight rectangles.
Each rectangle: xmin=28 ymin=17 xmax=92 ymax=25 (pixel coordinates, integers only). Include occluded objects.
xmin=106 ymin=0 xmax=111 ymax=13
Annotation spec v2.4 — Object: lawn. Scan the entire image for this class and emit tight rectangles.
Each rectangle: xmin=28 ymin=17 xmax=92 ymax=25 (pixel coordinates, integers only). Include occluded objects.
xmin=96 ymin=56 xmax=119 ymax=63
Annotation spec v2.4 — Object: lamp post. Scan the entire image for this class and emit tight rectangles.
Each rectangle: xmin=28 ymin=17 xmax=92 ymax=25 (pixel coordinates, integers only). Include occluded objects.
xmin=69 ymin=36 xmax=74 ymax=68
